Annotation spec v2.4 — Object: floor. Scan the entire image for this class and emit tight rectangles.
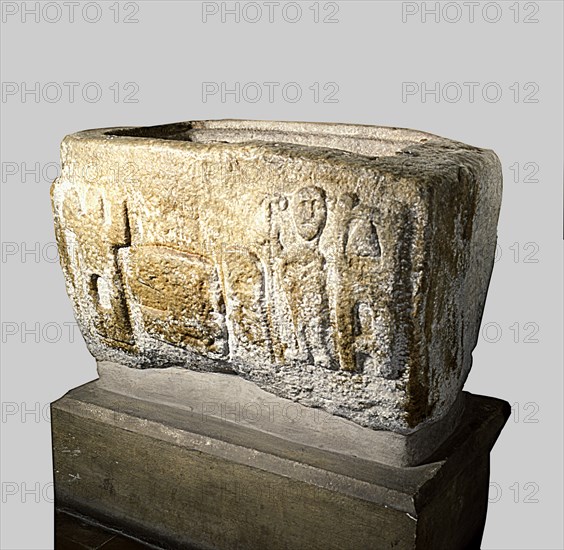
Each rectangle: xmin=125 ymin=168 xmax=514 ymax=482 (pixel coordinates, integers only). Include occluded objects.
xmin=55 ymin=511 xmax=159 ymax=549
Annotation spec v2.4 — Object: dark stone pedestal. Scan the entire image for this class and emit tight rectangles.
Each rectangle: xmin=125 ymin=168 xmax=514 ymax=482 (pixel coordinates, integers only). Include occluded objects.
xmin=51 ymin=379 xmax=509 ymax=550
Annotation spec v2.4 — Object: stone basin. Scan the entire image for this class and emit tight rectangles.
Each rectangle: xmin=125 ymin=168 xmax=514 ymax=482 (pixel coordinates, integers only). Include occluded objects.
xmin=51 ymin=119 xmax=502 ymax=435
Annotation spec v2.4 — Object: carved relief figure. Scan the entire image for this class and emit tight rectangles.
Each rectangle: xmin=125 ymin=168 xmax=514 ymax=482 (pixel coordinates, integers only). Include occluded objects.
xmin=335 ymin=193 xmax=383 ymax=372
xmin=280 ymin=186 xmax=336 ymax=369
xmin=222 ymin=249 xmax=272 ymax=363
xmin=256 ymin=194 xmax=296 ymax=363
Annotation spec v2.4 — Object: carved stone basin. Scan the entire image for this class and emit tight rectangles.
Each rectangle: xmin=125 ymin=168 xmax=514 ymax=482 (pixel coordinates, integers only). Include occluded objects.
xmin=51 ymin=120 xmax=502 ymax=435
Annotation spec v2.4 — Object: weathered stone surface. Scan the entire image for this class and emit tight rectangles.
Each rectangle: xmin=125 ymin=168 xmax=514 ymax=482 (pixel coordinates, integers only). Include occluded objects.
xmin=51 ymin=120 xmax=502 ymax=434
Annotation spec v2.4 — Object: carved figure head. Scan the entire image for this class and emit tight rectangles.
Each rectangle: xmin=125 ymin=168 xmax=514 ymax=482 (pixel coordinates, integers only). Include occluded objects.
xmin=292 ymin=186 xmax=327 ymax=241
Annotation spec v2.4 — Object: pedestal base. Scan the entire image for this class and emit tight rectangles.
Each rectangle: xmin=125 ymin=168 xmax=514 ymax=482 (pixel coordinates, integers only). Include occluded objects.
xmin=52 ymin=375 xmax=509 ymax=550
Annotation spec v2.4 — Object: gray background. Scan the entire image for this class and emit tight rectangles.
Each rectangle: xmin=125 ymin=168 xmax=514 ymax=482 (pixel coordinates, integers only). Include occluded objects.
xmin=1 ymin=1 xmax=562 ymax=548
